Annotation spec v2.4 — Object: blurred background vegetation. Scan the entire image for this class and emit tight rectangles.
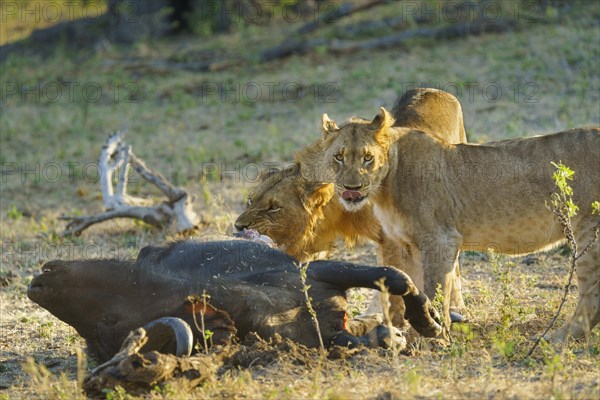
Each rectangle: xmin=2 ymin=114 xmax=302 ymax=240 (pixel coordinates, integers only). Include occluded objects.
xmin=1 ymin=0 xmax=598 ymax=223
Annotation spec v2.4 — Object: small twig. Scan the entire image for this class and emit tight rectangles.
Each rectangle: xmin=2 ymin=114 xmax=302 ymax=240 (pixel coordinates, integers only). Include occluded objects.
xmin=527 ymin=216 xmax=599 ymax=358
xmin=201 ymin=293 xmax=209 ymax=351
xmin=526 ymin=206 xmax=578 ymax=357
xmin=574 ymin=223 xmax=600 ymax=261
xmin=526 ymin=163 xmax=600 ymax=357
xmin=189 ymin=294 xmax=211 ymax=353
xmin=297 ymin=262 xmax=326 ymax=356
xmin=375 ymin=278 xmax=398 ymax=356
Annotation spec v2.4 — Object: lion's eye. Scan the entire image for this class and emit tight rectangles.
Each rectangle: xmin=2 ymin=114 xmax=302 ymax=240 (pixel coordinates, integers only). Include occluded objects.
xmin=268 ymin=205 xmax=281 ymax=212
xmin=334 ymin=153 xmax=344 ymax=163
xmin=364 ymin=154 xmax=373 ymax=164
xmin=247 ymin=197 xmax=253 ymax=206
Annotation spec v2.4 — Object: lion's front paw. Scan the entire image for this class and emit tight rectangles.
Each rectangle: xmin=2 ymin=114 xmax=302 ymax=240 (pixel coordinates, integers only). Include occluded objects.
xmin=548 ymin=321 xmax=586 ymax=344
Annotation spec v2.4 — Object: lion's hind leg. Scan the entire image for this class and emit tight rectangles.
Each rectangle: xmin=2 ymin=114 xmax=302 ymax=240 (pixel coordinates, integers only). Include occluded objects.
xmin=552 ymin=220 xmax=600 ymax=342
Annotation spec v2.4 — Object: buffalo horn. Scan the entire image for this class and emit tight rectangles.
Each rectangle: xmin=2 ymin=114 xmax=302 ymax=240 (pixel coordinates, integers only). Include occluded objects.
xmin=141 ymin=317 xmax=194 ymax=357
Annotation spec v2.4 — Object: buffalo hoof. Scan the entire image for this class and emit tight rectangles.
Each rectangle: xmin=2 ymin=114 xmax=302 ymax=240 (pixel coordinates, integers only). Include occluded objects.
xmin=403 ymin=294 xmax=444 ymax=338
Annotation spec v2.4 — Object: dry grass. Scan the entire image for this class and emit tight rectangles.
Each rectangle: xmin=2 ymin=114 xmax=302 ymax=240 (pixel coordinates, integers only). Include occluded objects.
xmin=1 ymin=1 xmax=599 ymax=398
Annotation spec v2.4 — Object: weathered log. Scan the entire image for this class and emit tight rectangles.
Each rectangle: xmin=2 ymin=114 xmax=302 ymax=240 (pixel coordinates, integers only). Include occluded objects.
xmin=83 ymin=326 xmax=220 ymax=397
xmin=260 ymin=18 xmax=518 ymax=61
xmin=328 ymin=19 xmax=518 ymax=54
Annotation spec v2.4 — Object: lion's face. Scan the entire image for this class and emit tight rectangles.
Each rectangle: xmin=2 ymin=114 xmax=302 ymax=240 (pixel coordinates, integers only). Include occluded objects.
xmin=320 ymin=108 xmax=394 ymax=212
xmin=234 ymin=165 xmax=334 ymax=254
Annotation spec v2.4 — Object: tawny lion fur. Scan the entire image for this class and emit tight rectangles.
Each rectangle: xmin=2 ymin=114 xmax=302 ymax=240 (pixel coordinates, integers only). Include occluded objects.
xmin=236 ymin=89 xmax=467 ymax=326
xmin=315 ymin=106 xmax=599 ymax=341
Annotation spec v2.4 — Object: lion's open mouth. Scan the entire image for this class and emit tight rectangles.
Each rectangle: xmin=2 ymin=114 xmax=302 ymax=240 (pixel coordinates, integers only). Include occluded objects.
xmin=341 ymin=190 xmax=367 ymax=204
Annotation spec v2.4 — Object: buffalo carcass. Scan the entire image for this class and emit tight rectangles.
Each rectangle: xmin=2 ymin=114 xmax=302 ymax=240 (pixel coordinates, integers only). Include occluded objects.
xmin=28 ymin=240 xmax=442 ymax=361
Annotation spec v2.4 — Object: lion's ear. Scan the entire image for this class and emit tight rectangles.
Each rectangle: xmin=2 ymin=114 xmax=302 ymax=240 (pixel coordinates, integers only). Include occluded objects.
xmin=321 ymin=113 xmax=339 ymax=136
xmin=371 ymin=107 xmax=394 ymax=146
xmin=305 ymin=182 xmax=334 ymax=210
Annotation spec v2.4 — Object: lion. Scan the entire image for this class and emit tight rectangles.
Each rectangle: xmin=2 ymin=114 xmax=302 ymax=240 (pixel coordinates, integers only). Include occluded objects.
xmin=314 ymin=106 xmax=600 ymax=341
xmin=236 ymin=89 xmax=467 ymax=326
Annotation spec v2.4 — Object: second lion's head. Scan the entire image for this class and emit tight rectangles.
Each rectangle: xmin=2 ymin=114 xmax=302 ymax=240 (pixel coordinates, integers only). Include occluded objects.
xmin=318 ymin=107 xmax=395 ymax=212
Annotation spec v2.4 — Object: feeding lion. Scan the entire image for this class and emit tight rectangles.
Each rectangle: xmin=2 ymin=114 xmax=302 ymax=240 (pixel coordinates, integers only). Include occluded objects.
xmin=236 ymin=88 xmax=467 ymax=326
xmin=312 ymin=106 xmax=599 ymax=341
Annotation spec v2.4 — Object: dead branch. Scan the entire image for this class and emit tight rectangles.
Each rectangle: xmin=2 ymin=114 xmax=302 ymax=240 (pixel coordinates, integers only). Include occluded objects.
xmin=102 ymin=14 xmax=525 ymax=74
xmin=259 ymin=37 xmax=327 ymax=62
xmin=62 ymin=206 xmax=169 ymax=235
xmin=98 ymin=131 xmax=152 ymax=209
xmin=84 ymin=327 xmax=220 ymax=397
xmin=345 ymin=18 xmax=516 ymax=54
xmin=338 ymin=16 xmax=413 ymax=37
xmin=259 ymin=18 xmax=517 ymax=62
xmin=296 ymin=0 xmax=388 ymax=36
xmin=102 ymin=57 xmax=248 ymax=74
xmin=61 ymin=132 xmax=200 ymax=236
xmin=129 ymin=152 xmax=185 ymax=203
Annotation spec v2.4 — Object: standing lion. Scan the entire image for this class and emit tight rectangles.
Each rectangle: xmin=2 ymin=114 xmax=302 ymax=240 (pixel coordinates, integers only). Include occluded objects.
xmin=314 ymin=106 xmax=599 ymax=341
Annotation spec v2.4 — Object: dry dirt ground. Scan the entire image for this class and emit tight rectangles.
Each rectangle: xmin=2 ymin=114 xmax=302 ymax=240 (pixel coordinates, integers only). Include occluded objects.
xmin=1 ymin=1 xmax=600 ymax=399
xmin=2 ymin=237 xmax=600 ymax=399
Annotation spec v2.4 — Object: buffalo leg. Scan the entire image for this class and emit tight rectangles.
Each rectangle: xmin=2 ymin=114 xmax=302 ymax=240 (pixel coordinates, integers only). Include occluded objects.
xmin=307 ymin=262 xmax=442 ymax=337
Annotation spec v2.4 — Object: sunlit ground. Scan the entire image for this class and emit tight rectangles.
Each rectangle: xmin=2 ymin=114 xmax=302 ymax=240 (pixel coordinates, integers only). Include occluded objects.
xmin=0 ymin=0 xmax=107 ymax=45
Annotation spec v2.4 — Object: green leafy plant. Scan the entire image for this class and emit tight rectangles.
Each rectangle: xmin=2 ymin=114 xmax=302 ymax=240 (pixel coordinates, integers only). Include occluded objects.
xmin=7 ymin=205 xmax=23 ymax=220
xmin=448 ymin=323 xmax=474 ymax=358
xmin=103 ymin=385 xmax=131 ymax=400
xmin=487 ymin=248 xmax=525 ymax=359
xmin=539 ymin=338 xmax=564 ymax=393
xmin=151 ymin=383 xmax=175 ymax=397
xmin=431 ymin=283 xmax=448 ymax=336
xmin=189 ymin=292 xmax=214 ymax=353
xmin=550 ymin=161 xmax=578 ymax=218
xmin=37 ymin=322 xmax=54 ymax=339
xmin=527 ymin=162 xmax=600 ymax=357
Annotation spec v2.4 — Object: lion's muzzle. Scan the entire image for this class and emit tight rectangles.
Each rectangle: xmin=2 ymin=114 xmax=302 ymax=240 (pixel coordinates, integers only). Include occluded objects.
xmin=341 ymin=190 xmax=365 ymax=203
xmin=339 ymin=190 xmax=368 ymax=211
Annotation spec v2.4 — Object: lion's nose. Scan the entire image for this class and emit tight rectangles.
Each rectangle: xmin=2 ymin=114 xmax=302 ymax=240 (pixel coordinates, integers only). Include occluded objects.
xmin=234 ymin=220 xmax=248 ymax=231
xmin=343 ymin=184 xmax=363 ymax=191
